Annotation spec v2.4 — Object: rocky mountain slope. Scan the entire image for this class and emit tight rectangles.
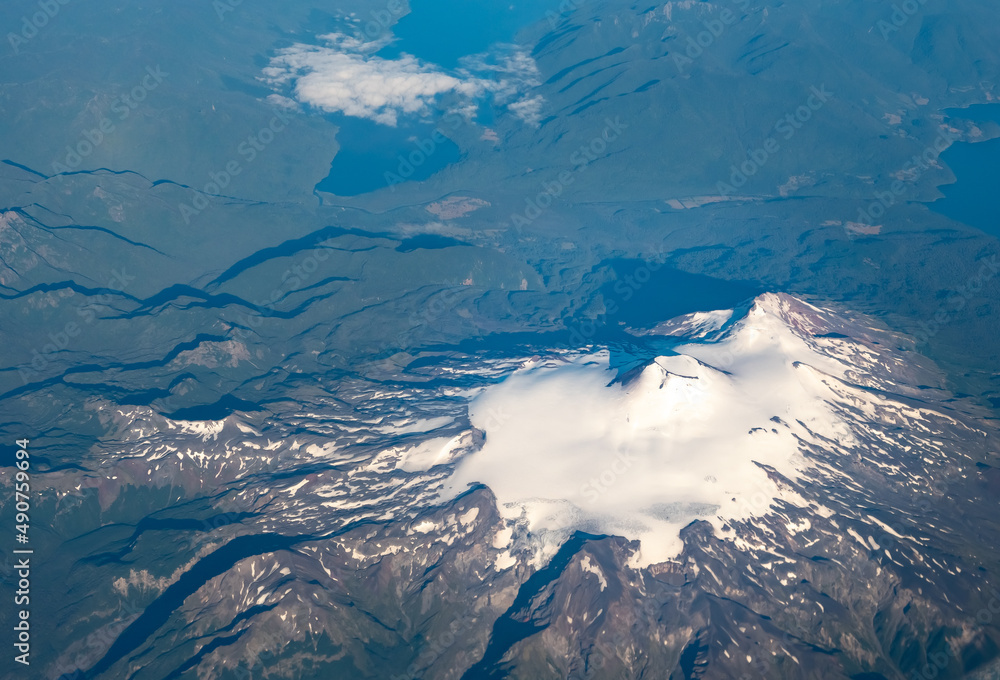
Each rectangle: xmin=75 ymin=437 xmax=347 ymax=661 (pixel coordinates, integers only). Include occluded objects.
xmin=35 ymin=293 xmax=1000 ymax=680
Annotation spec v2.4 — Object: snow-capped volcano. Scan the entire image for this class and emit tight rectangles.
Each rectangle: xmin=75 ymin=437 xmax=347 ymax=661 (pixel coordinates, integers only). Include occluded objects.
xmin=45 ymin=293 xmax=1000 ymax=680
xmin=444 ymin=293 xmax=982 ymax=566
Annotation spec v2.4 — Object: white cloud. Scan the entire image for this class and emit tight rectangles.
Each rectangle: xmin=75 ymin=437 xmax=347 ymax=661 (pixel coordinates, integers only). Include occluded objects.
xmin=507 ymin=95 xmax=545 ymax=126
xmin=263 ymin=33 xmax=543 ymax=126
xmin=265 ymin=94 xmax=300 ymax=111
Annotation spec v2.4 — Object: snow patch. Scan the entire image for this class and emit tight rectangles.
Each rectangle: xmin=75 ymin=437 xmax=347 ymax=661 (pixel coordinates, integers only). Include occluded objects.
xmin=494 ymin=551 xmax=517 ymax=571
xmin=395 ymin=431 xmax=476 ymax=472
xmin=458 ymin=507 xmax=480 ymax=525
xmin=444 ymin=294 xmax=857 ymax=567
xmin=580 ymin=555 xmax=608 ymax=591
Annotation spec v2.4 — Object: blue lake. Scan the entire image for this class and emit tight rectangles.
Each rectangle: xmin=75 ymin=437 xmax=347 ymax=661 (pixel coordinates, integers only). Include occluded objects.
xmin=318 ymin=0 xmax=562 ymax=196
xmin=315 ymin=116 xmax=461 ymax=196
xmin=944 ymin=104 xmax=1000 ymax=125
xmin=378 ymin=0 xmax=559 ymax=69
xmin=928 ymin=105 xmax=1000 ymax=239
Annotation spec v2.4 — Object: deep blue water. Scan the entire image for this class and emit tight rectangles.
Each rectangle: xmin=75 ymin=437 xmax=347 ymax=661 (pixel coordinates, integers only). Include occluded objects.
xmin=377 ymin=0 xmax=556 ymax=69
xmin=929 ymin=105 xmax=1000 ymax=238
xmin=316 ymin=116 xmax=461 ymax=196
xmin=317 ymin=0 xmax=563 ymax=196
xmin=945 ymin=105 xmax=1000 ymax=125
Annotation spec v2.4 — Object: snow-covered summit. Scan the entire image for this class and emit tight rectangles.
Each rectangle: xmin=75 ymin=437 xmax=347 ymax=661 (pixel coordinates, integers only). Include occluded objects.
xmin=443 ymin=293 xmax=961 ymax=566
